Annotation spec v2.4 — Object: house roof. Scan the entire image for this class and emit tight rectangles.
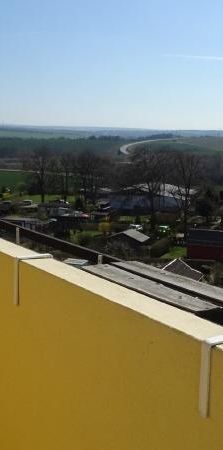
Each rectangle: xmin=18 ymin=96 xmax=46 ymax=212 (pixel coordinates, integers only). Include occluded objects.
xmin=188 ymin=229 xmax=223 ymax=247
xmin=122 ymin=229 xmax=150 ymax=243
xmin=162 ymin=258 xmax=203 ymax=281
xmin=109 ymin=229 xmax=150 ymax=244
xmin=4 ymin=216 xmax=41 ymax=224
xmin=123 ymin=183 xmax=196 ymax=199
xmin=98 ymin=184 xmax=196 ymax=199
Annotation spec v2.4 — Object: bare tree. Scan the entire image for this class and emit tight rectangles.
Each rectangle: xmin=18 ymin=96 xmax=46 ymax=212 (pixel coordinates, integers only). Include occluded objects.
xmin=23 ymin=147 xmax=52 ymax=203
xmin=131 ymin=147 xmax=168 ymax=229
xmin=59 ymin=152 xmax=76 ymax=201
xmin=76 ymin=150 xmax=109 ymax=204
xmin=170 ymin=152 xmax=203 ymax=233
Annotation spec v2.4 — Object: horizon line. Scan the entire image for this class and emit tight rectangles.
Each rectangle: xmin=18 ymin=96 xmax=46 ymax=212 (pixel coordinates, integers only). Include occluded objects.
xmin=0 ymin=123 xmax=223 ymax=132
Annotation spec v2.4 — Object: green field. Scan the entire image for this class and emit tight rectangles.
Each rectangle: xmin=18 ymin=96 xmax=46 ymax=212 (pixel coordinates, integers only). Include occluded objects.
xmin=0 ymin=127 xmax=92 ymax=139
xmin=0 ymin=130 xmax=64 ymax=139
xmin=0 ymin=170 xmax=79 ymax=203
xmin=143 ymin=136 xmax=223 ymax=154
xmin=0 ymin=170 xmax=27 ymax=188
xmin=161 ymin=246 xmax=187 ymax=259
xmin=179 ymin=137 xmax=223 ymax=152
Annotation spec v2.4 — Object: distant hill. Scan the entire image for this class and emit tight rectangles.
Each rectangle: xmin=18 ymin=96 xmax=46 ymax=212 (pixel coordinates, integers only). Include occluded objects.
xmin=1 ymin=125 xmax=223 ymax=140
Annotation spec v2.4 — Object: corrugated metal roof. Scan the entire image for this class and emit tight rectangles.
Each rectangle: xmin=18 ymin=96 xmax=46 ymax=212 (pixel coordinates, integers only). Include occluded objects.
xmin=83 ymin=263 xmax=223 ymax=324
xmin=112 ymin=260 xmax=223 ymax=306
xmin=122 ymin=229 xmax=150 ymax=243
xmin=188 ymin=229 xmax=223 ymax=246
xmin=108 ymin=229 xmax=150 ymax=244
xmin=162 ymin=258 xmax=203 ymax=281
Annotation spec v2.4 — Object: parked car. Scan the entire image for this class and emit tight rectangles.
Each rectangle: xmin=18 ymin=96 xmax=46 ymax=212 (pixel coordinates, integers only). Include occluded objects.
xmin=129 ymin=223 xmax=143 ymax=231
xmin=1 ymin=200 xmax=12 ymax=206
xmin=20 ymin=199 xmax=33 ymax=206
xmin=157 ymin=225 xmax=170 ymax=235
xmin=0 ymin=200 xmax=13 ymax=215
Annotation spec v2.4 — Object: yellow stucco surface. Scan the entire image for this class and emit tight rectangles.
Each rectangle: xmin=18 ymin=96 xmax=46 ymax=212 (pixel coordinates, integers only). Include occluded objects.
xmin=0 ymin=239 xmax=223 ymax=450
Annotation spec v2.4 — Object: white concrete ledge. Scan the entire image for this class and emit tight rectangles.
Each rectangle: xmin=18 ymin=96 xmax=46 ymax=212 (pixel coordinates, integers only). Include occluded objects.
xmin=1 ymin=238 xmax=223 ymax=343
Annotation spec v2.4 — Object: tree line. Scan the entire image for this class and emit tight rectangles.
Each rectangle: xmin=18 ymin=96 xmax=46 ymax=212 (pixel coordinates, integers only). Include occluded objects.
xmin=20 ymin=144 xmax=223 ymax=234
xmin=22 ymin=147 xmax=113 ymax=205
xmin=0 ymin=136 xmax=124 ymax=159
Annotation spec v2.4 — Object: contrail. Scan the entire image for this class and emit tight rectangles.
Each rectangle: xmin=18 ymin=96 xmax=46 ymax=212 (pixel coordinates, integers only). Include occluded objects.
xmin=164 ymin=54 xmax=223 ymax=61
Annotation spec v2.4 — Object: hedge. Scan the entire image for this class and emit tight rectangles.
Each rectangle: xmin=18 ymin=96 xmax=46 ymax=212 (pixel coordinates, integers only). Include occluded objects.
xmin=150 ymin=237 xmax=171 ymax=257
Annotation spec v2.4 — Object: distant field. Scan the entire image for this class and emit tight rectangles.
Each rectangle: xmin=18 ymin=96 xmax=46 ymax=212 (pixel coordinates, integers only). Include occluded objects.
xmin=0 ymin=127 xmax=92 ymax=139
xmin=179 ymin=137 xmax=223 ymax=152
xmin=0 ymin=130 xmax=66 ymax=139
xmin=140 ymin=137 xmax=223 ymax=154
xmin=0 ymin=126 xmax=155 ymax=140
xmin=0 ymin=170 xmax=27 ymax=188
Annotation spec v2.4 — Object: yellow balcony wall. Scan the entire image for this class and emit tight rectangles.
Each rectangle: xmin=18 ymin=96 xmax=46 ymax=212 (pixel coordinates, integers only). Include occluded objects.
xmin=0 ymin=238 xmax=223 ymax=449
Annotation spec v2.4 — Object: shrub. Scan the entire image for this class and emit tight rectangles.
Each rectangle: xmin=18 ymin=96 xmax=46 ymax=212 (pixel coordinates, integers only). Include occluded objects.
xmin=75 ymin=232 xmax=91 ymax=247
xmin=155 ymin=212 xmax=178 ymax=225
xmin=135 ymin=215 xmax=141 ymax=224
xmin=150 ymin=237 xmax=171 ymax=257
xmin=75 ymin=197 xmax=84 ymax=210
xmin=110 ymin=222 xmax=128 ymax=233
xmin=98 ymin=221 xmax=111 ymax=234
xmin=81 ymin=223 xmax=98 ymax=232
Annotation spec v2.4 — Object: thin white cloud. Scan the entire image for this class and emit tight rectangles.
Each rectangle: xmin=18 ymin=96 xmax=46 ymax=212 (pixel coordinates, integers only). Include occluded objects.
xmin=164 ymin=53 xmax=223 ymax=61
xmin=0 ymin=29 xmax=55 ymax=38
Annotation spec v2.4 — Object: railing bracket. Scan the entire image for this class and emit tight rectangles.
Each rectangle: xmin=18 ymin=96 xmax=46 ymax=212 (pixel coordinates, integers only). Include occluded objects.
xmin=199 ymin=335 xmax=223 ymax=417
xmin=13 ymin=254 xmax=53 ymax=306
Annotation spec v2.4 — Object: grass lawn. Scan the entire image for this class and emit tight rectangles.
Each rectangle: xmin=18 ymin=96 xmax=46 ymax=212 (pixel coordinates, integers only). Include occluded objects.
xmin=0 ymin=171 xmax=77 ymax=203
xmin=161 ymin=246 xmax=187 ymax=259
xmin=11 ymin=194 xmax=75 ymax=203
xmin=0 ymin=171 xmax=77 ymax=204
xmin=0 ymin=170 xmax=27 ymax=187
xmin=70 ymin=230 xmax=102 ymax=244
xmin=119 ymin=215 xmax=150 ymax=224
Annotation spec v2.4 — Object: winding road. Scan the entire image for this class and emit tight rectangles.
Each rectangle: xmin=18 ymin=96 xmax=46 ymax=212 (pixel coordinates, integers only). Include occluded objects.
xmin=119 ymin=136 xmax=198 ymax=156
xmin=120 ymin=138 xmax=176 ymax=155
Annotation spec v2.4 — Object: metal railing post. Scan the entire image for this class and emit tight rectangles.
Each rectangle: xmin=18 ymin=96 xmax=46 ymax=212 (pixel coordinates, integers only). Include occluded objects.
xmin=13 ymin=254 xmax=53 ymax=306
xmin=16 ymin=227 xmax=20 ymax=245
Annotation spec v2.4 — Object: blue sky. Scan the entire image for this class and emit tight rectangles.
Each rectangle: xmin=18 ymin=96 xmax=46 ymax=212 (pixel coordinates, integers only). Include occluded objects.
xmin=1 ymin=0 xmax=223 ymax=129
